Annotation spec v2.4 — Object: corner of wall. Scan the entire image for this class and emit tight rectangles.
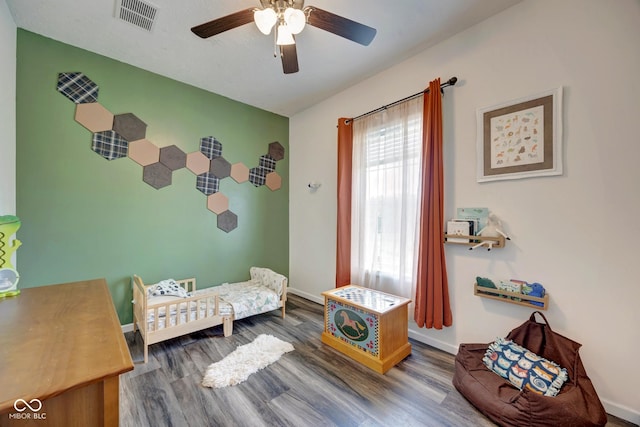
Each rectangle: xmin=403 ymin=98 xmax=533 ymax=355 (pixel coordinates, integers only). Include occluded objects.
xmin=0 ymin=1 xmax=17 ymax=215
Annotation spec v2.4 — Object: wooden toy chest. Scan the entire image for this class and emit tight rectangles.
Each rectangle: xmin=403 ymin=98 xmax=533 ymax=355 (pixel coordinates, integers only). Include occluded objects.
xmin=321 ymin=285 xmax=411 ymax=374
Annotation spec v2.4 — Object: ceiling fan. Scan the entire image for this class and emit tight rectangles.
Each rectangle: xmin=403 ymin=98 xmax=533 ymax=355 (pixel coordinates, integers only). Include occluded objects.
xmin=191 ymin=0 xmax=377 ymax=74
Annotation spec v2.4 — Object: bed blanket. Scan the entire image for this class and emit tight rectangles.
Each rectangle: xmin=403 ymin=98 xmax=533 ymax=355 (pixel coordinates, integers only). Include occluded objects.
xmin=217 ymin=280 xmax=281 ymax=320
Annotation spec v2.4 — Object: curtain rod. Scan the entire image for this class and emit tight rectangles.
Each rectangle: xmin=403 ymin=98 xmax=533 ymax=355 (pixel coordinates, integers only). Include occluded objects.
xmin=345 ymin=77 xmax=458 ymax=124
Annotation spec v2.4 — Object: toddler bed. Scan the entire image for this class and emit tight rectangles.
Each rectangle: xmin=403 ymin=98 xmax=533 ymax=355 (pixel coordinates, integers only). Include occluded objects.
xmin=132 ymin=267 xmax=287 ymax=363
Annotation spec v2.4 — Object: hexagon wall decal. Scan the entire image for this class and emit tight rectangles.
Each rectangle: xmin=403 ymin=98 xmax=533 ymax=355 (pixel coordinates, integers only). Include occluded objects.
xmin=210 ymin=156 xmax=231 ymax=179
xmin=143 ymin=162 xmax=172 ymax=189
xmin=217 ymin=210 xmax=238 ymax=233
xmin=186 ymin=151 xmax=210 ymax=175
xmin=159 ymin=145 xmax=187 ymax=171
xmin=57 ymin=72 xmax=99 ymax=104
xmin=199 ymin=136 xmax=223 ymax=159
xmin=196 ymin=172 xmax=219 ymax=195
xmin=58 ymin=71 xmax=288 ymax=233
xmin=265 ymin=172 xmax=282 ymax=191
xmin=75 ymin=102 xmax=113 ymax=132
xmin=207 ymin=192 xmax=229 ymax=214
xmin=113 ymin=113 xmax=147 ymax=141
xmin=259 ymin=154 xmax=277 ymax=172
xmin=248 ymin=167 xmax=267 ymax=187
xmin=230 ymin=162 xmax=249 ymax=183
xmin=268 ymin=141 xmax=285 ymax=161
xmin=92 ymin=130 xmax=128 ymax=160
xmin=129 ymin=139 xmax=160 ymax=166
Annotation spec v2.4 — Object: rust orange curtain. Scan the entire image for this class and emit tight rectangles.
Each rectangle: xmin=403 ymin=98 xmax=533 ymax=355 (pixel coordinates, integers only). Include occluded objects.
xmin=336 ymin=118 xmax=353 ymax=287
xmin=414 ymin=79 xmax=453 ymax=329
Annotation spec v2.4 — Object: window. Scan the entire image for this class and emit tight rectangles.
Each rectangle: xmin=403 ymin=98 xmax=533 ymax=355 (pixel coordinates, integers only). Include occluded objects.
xmin=351 ymin=97 xmax=423 ymax=299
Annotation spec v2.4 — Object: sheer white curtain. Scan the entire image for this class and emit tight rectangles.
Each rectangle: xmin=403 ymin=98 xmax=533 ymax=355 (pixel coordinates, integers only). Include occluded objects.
xmin=351 ymin=97 xmax=423 ymax=300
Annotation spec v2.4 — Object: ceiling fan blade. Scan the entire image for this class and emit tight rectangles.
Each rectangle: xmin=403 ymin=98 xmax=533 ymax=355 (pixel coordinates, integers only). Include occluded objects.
xmin=191 ymin=8 xmax=255 ymax=39
xmin=305 ymin=6 xmax=376 ymax=46
xmin=280 ymin=44 xmax=299 ymax=74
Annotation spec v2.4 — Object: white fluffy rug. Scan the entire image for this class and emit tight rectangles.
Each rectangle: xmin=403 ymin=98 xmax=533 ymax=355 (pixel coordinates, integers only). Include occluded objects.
xmin=202 ymin=334 xmax=294 ymax=388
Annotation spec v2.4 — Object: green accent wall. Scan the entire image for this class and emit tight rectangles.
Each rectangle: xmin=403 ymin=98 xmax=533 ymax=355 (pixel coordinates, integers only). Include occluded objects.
xmin=15 ymin=30 xmax=289 ymax=324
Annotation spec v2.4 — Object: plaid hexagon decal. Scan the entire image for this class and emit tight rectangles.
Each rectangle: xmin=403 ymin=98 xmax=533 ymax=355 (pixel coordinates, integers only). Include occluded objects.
xmin=92 ymin=130 xmax=128 ymax=160
xmin=57 ymin=72 xmax=99 ymax=104
xmin=249 ymin=167 xmax=267 ymax=187
xmin=259 ymin=155 xmax=277 ymax=172
xmin=199 ymin=136 xmax=223 ymax=159
xmin=196 ymin=172 xmax=220 ymax=195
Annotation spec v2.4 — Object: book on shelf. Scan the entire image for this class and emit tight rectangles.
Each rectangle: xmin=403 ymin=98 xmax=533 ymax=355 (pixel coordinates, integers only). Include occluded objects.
xmin=456 ymin=207 xmax=489 ymax=233
xmin=446 ymin=220 xmax=471 ymax=243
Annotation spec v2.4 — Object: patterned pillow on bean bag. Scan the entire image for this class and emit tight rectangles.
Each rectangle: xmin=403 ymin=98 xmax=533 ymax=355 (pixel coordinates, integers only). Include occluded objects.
xmin=483 ymin=337 xmax=568 ymax=397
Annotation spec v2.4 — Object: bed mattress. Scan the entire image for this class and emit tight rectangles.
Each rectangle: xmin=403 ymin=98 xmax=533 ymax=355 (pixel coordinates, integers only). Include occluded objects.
xmin=145 ymin=280 xmax=280 ymax=331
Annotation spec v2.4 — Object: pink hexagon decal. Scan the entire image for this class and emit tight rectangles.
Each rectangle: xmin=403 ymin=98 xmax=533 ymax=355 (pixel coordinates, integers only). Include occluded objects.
xmin=265 ymin=171 xmax=282 ymax=191
xmin=75 ymin=102 xmax=113 ymax=132
xmin=186 ymin=152 xmax=210 ymax=175
xmin=230 ymin=163 xmax=249 ymax=183
xmin=129 ymin=139 xmax=160 ymax=166
xmin=207 ymin=192 xmax=229 ymax=214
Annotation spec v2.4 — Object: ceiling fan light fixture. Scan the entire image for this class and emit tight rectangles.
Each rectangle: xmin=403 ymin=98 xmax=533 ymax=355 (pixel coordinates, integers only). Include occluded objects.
xmin=283 ymin=7 xmax=305 ymax=35
xmin=276 ymin=24 xmax=295 ymax=45
xmin=254 ymin=8 xmax=277 ymax=35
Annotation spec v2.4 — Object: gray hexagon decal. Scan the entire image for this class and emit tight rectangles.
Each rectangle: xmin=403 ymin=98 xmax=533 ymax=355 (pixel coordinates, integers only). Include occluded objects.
xmin=210 ymin=156 xmax=231 ymax=179
xmin=217 ymin=210 xmax=238 ymax=233
xmin=159 ymin=145 xmax=186 ymax=171
xmin=268 ymin=141 xmax=285 ymax=161
xmin=113 ymin=113 xmax=147 ymax=141
xmin=143 ymin=162 xmax=172 ymax=189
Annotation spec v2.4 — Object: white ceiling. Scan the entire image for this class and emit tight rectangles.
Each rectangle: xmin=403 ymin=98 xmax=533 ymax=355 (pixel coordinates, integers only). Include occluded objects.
xmin=6 ymin=0 xmax=521 ymax=117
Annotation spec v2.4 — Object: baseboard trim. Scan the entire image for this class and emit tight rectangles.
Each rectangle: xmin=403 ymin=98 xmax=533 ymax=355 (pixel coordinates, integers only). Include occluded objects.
xmin=407 ymin=328 xmax=458 ymax=355
xmin=121 ymin=323 xmax=134 ymax=333
xmin=288 ymin=287 xmax=324 ymax=305
xmin=600 ymin=400 xmax=639 ymax=425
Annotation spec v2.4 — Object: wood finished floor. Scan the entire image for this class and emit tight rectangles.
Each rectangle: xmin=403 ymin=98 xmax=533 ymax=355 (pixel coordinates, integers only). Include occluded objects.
xmin=120 ymin=294 xmax=635 ymax=427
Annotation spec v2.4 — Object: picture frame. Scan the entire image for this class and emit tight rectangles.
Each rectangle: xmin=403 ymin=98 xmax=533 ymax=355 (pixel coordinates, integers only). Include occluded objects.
xmin=476 ymin=87 xmax=563 ymax=182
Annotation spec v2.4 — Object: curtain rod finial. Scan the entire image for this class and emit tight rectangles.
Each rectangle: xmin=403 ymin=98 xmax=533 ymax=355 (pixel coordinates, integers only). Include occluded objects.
xmin=448 ymin=77 xmax=458 ymax=86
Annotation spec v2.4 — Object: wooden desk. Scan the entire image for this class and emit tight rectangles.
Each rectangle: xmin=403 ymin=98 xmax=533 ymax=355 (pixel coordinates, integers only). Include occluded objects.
xmin=0 ymin=279 xmax=134 ymax=427
xmin=321 ymin=285 xmax=411 ymax=374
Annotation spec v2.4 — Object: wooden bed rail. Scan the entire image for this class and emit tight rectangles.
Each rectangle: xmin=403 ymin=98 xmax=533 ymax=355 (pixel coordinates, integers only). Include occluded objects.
xmin=131 ymin=275 xmax=232 ymax=363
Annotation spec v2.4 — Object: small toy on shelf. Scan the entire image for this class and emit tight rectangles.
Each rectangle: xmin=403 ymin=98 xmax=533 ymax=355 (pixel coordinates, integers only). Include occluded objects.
xmin=469 ymin=213 xmax=511 ymax=251
xmin=474 ymin=277 xmax=548 ymax=309
xmin=522 ymin=282 xmax=546 ymax=307
xmin=476 ymin=276 xmax=497 ymax=289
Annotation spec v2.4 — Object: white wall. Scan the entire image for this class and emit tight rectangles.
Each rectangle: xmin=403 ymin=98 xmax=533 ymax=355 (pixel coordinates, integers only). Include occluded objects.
xmin=289 ymin=0 xmax=640 ymax=422
xmin=0 ymin=0 xmax=16 ymax=215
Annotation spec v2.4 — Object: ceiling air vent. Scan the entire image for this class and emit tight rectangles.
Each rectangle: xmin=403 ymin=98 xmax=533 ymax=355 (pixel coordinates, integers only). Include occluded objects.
xmin=116 ymin=0 xmax=158 ymax=32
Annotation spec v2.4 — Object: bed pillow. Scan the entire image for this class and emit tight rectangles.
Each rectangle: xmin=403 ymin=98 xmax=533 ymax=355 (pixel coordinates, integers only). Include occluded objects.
xmin=148 ymin=279 xmax=189 ymax=298
xmin=250 ymin=267 xmax=287 ymax=296
xmin=482 ymin=337 xmax=568 ymax=397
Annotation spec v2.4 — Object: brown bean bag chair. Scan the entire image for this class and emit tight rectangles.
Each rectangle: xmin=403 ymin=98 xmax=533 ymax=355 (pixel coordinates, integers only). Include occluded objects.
xmin=452 ymin=312 xmax=607 ymax=427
